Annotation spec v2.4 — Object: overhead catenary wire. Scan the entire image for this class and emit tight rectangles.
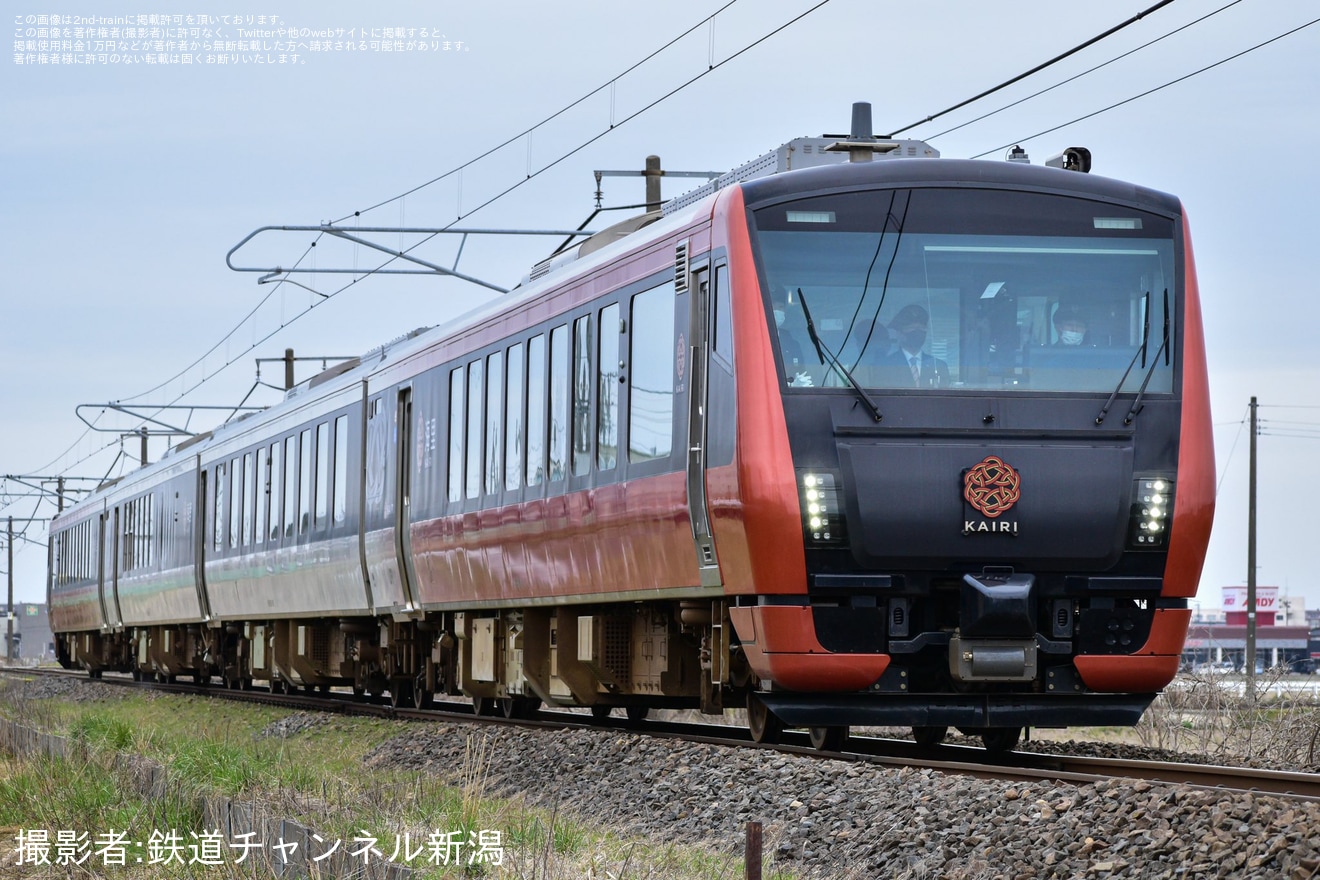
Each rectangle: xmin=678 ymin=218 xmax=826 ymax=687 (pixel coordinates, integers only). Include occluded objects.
xmin=924 ymin=0 xmax=1245 ymax=142
xmin=887 ymin=0 xmax=1179 ymax=137
xmin=971 ymin=13 xmax=1320 ymax=159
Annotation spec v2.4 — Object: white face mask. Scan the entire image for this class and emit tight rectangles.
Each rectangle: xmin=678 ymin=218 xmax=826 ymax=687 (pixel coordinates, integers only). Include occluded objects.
xmin=774 ymin=309 xmax=786 ymax=327
xmin=1060 ymin=330 xmax=1084 ymax=346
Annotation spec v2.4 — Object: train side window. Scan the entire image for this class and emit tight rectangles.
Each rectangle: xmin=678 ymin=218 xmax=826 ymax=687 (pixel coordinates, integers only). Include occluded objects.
xmin=254 ymin=448 xmax=266 ymax=546
xmin=268 ymin=443 xmax=281 ymax=541
xmin=629 ymin=284 xmax=677 ymax=462
xmin=505 ymin=342 xmax=525 ymax=491
xmin=229 ymin=457 xmax=241 ymax=549
xmin=597 ymin=303 xmax=619 ymax=471
xmin=333 ymin=415 xmax=348 ymax=524
xmin=243 ymin=451 xmax=254 ymax=546
xmin=548 ymin=325 xmax=568 ymax=482
xmin=466 ymin=359 xmax=484 ymax=500
xmin=713 ymin=264 xmax=732 ymax=361
xmin=485 ymin=350 xmax=504 ymax=495
xmin=299 ymin=430 xmax=312 ymax=535
xmin=571 ymin=314 xmax=594 ymax=476
xmin=448 ymin=367 xmax=464 ymax=503
xmin=526 ymin=334 xmax=546 ymax=487
xmin=284 ymin=436 xmax=297 ymax=537
xmin=213 ymin=463 xmax=225 ymax=552
xmin=315 ymin=422 xmax=330 ymax=529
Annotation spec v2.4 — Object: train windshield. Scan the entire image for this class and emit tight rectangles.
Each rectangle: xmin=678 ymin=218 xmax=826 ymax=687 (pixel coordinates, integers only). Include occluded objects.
xmin=751 ymin=187 xmax=1178 ymax=394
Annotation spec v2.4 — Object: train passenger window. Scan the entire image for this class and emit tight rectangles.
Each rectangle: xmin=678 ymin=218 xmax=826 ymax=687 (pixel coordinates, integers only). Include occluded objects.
xmin=448 ymin=368 xmax=464 ymax=503
xmin=466 ymin=360 xmax=483 ymax=500
xmin=629 ymin=285 xmax=676 ymax=462
xmin=334 ymin=416 xmax=348 ymax=524
xmin=485 ymin=351 xmax=504 ymax=495
xmin=572 ymin=314 xmax=594 ymax=476
xmin=213 ymin=463 xmax=225 ymax=552
xmin=268 ymin=443 xmax=281 ymax=541
xmin=505 ymin=342 xmax=525 ymax=491
xmin=242 ymin=451 xmax=254 ymax=546
xmin=315 ymin=423 xmax=330 ymax=529
xmin=597 ymin=303 xmax=619 ymax=471
xmin=254 ymin=450 xmax=266 ymax=546
xmin=230 ymin=457 xmax=241 ymax=549
xmin=548 ymin=325 xmax=568 ymax=482
xmin=299 ymin=430 xmax=312 ymax=535
xmin=283 ymin=436 xmax=297 ymax=537
xmin=526 ymin=334 xmax=546 ymax=487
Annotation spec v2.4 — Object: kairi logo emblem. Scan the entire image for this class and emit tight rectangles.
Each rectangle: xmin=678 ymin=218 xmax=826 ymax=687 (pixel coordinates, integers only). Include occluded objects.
xmin=963 ymin=456 xmax=1021 ymax=534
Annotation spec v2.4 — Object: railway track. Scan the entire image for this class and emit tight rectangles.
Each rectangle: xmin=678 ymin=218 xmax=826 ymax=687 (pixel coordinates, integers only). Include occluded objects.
xmin=5 ymin=666 xmax=1319 ymax=804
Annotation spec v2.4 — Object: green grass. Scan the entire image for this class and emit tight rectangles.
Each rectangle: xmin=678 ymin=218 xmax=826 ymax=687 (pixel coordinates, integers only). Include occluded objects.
xmin=0 ymin=681 xmax=786 ymax=879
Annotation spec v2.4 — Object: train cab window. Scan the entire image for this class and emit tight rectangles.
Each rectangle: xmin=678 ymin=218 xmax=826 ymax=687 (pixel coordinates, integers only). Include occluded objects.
xmin=548 ymin=325 xmax=569 ymax=482
xmin=299 ymin=430 xmax=312 ymax=535
xmin=448 ymin=367 xmax=464 ymax=503
xmin=505 ymin=342 xmax=525 ymax=491
xmin=466 ymin=360 xmax=484 ymax=500
xmin=315 ymin=422 xmax=330 ymax=529
xmin=333 ymin=415 xmax=348 ymax=524
xmin=629 ymin=284 xmax=676 ymax=462
xmin=572 ymin=314 xmax=594 ymax=476
xmin=284 ymin=436 xmax=297 ymax=538
xmin=597 ymin=303 xmax=619 ymax=471
xmin=526 ymin=334 xmax=546 ymax=487
xmin=751 ymin=188 xmax=1177 ymax=395
xmin=485 ymin=351 xmax=504 ymax=495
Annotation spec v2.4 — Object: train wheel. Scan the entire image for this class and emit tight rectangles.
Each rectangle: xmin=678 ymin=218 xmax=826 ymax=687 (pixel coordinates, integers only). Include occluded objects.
xmin=590 ymin=704 xmax=613 ymax=722
xmin=412 ymin=686 xmax=433 ymax=710
xmin=472 ymin=696 xmax=495 ymax=717
xmin=500 ymin=696 xmax=541 ymax=719
xmin=808 ymin=726 xmax=848 ymax=752
xmin=982 ymin=727 xmax=1022 ymax=753
xmin=132 ymin=669 xmax=142 ymax=682
xmin=912 ymin=726 xmax=948 ymax=748
xmin=746 ymin=695 xmax=783 ymax=745
xmin=389 ymin=681 xmax=413 ymax=709
xmin=625 ymin=706 xmax=650 ymax=722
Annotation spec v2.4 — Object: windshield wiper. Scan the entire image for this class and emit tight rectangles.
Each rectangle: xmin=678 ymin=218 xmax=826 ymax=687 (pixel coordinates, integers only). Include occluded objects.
xmin=1095 ymin=291 xmax=1150 ymax=426
xmin=798 ymin=288 xmax=883 ymax=423
xmin=1123 ymin=289 xmax=1171 ymax=425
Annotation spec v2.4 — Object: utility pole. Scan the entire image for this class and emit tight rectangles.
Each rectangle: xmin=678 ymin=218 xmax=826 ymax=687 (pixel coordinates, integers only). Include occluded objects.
xmin=1246 ymin=396 xmax=1257 ymax=702
xmin=6 ymin=516 xmax=13 ymax=664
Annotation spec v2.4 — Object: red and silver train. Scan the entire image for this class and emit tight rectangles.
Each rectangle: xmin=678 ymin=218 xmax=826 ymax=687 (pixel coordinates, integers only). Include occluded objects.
xmin=49 ymin=105 xmax=1214 ymax=751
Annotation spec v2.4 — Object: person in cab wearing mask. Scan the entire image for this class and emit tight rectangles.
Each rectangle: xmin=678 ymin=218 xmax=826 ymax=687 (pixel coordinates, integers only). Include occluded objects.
xmin=881 ymin=303 xmax=948 ymax=389
xmin=1052 ymin=303 xmax=1089 ymax=346
xmin=770 ymin=285 xmax=816 ymax=387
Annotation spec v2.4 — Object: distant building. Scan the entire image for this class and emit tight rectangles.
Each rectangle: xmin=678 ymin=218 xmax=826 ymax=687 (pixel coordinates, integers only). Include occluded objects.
xmin=3 ymin=603 xmax=53 ymax=663
xmin=1182 ymin=588 xmax=1312 ymax=671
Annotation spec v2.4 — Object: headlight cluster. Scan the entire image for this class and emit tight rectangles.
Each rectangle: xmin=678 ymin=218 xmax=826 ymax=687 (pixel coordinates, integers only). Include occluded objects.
xmin=799 ymin=471 xmax=846 ymax=544
xmin=1128 ymin=476 xmax=1174 ymax=549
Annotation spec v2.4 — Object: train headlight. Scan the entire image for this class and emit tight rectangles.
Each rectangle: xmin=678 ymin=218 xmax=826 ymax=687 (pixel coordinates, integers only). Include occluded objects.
xmin=1127 ymin=476 xmax=1175 ymax=550
xmin=798 ymin=471 xmax=846 ymax=545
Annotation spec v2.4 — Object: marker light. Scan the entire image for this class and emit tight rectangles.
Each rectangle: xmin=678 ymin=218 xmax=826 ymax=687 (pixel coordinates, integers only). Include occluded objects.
xmin=1128 ymin=476 xmax=1174 ymax=550
xmin=798 ymin=471 xmax=846 ymax=545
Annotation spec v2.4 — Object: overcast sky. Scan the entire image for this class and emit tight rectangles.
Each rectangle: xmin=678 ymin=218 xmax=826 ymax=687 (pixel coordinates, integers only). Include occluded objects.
xmin=3 ymin=0 xmax=1318 ymax=617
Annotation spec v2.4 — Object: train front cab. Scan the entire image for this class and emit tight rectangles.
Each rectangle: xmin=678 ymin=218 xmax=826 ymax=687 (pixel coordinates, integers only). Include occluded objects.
xmin=716 ymin=162 xmax=1214 ymax=747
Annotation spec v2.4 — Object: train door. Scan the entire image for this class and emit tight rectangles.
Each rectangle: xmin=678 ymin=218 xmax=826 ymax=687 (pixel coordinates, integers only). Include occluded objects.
xmin=394 ymin=386 xmax=419 ymax=612
xmin=684 ymin=250 xmax=722 ymax=588
xmin=100 ymin=508 xmax=123 ymax=631
xmin=194 ymin=464 xmax=211 ymax=621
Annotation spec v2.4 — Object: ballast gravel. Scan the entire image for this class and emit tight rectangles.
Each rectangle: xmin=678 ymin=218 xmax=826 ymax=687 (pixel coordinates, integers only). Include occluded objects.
xmin=364 ymin=723 xmax=1320 ymax=880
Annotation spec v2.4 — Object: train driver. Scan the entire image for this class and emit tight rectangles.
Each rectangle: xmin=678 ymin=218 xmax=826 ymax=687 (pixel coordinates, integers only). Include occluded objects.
xmin=771 ymin=285 xmax=815 ymax=387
